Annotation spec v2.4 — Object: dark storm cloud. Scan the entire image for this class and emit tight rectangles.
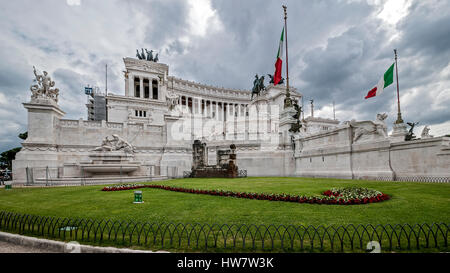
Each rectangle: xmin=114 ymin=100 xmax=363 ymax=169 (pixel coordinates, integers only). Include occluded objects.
xmin=296 ymin=1 xmax=450 ymax=128
xmin=398 ymin=1 xmax=450 ymax=56
xmin=139 ymin=0 xmax=191 ymax=49
xmin=192 ymin=0 xmax=375 ymax=91
xmin=298 ymin=20 xmax=394 ymax=122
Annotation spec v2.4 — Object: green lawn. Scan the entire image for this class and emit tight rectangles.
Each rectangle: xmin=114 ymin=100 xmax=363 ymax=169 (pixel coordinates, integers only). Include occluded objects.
xmin=0 ymin=177 xmax=448 ymax=226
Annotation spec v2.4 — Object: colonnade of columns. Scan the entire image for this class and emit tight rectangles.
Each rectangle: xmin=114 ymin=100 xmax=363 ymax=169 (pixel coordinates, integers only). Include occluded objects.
xmin=128 ymin=75 xmax=158 ymax=99
xmin=179 ymin=95 xmax=248 ymax=119
xmin=177 ymin=95 xmax=279 ymax=141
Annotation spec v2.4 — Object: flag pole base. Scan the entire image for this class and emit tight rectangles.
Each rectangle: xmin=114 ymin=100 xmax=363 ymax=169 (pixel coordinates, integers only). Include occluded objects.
xmin=390 ymin=122 xmax=408 ymax=143
xmin=395 ymin=112 xmax=404 ymax=124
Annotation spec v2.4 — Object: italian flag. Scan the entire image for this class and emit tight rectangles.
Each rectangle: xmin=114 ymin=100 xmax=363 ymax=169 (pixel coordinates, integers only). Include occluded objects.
xmin=365 ymin=63 xmax=395 ymax=99
xmin=273 ymin=27 xmax=284 ymax=86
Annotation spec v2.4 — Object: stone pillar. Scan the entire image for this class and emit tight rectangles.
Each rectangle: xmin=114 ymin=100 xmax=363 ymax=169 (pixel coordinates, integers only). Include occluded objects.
xmin=215 ymin=101 xmax=219 ymax=120
xmin=128 ymin=74 xmax=134 ymax=97
xmin=246 ymin=105 xmax=251 ymax=140
xmin=236 ymin=104 xmax=243 ymax=140
xmin=23 ymin=100 xmax=65 ymax=144
xmin=224 ymin=102 xmax=228 ymax=136
xmin=13 ymin=99 xmax=66 ymax=183
xmin=208 ymin=101 xmax=212 ymax=118
xmin=279 ymin=105 xmax=297 ymax=144
xmin=139 ymin=77 xmax=144 ymax=99
xmin=189 ymin=97 xmax=192 ymax=114
xmin=233 ymin=104 xmax=237 ymax=140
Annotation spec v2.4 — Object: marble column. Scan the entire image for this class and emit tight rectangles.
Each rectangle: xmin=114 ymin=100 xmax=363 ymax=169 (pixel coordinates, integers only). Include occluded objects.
xmin=129 ymin=75 xmax=134 ymax=97
xmin=209 ymin=101 xmax=212 ymax=118
xmin=215 ymin=101 xmax=219 ymax=120
xmin=139 ymin=77 xmax=144 ymax=99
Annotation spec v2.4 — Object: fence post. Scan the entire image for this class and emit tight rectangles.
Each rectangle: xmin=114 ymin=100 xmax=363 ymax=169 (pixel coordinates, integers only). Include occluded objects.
xmin=149 ymin=165 xmax=153 ymax=182
xmin=81 ymin=166 xmax=85 ymax=186
xmin=46 ymin=166 xmax=49 ymax=186
xmin=120 ymin=166 xmax=123 ymax=184
xmin=25 ymin=167 xmax=29 ymax=186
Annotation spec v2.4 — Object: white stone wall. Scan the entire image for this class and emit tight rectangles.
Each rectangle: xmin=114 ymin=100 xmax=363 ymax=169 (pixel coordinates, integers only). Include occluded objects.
xmin=294 ymin=124 xmax=450 ymax=181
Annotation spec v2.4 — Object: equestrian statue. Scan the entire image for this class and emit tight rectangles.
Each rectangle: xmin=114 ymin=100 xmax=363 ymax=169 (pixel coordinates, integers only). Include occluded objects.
xmin=251 ymin=74 xmax=266 ymax=100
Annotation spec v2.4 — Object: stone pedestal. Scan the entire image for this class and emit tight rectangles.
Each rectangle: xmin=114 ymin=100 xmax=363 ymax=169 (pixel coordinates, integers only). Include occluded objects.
xmin=79 ymin=151 xmax=140 ymax=176
xmin=12 ymin=98 xmax=66 ymax=184
xmin=279 ymin=106 xmax=297 ymax=144
xmin=23 ymin=98 xmax=65 ymax=144
xmin=390 ymin=122 xmax=408 ymax=143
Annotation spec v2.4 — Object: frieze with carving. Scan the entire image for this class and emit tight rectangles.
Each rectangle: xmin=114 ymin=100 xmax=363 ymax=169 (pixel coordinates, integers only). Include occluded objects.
xmin=166 ymin=91 xmax=180 ymax=111
xmin=124 ymin=58 xmax=167 ymax=75
xmin=92 ymin=134 xmax=134 ymax=153
xmin=350 ymin=113 xmax=388 ymax=143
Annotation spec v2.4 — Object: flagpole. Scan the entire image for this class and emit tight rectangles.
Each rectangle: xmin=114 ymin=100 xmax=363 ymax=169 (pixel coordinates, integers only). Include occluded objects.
xmin=283 ymin=5 xmax=292 ymax=108
xmin=394 ymin=49 xmax=403 ymax=124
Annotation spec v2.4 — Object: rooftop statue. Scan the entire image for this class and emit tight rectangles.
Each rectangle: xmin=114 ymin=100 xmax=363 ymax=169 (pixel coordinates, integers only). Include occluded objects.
xmin=145 ymin=49 xmax=153 ymax=61
xmin=421 ymin=125 xmax=433 ymax=139
xmin=267 ymin=73 xmax=284 ymax=85
xmin=136 ymin=49 xmax=143 ymax=60
xmin=135 ymin=48 xmax=159 ymax=62
xmin=30 ymin=66 xmax=59 ymax=103
xmin=351 ymin=113 xmax=388 ymax=142
xmin=251 ymin=74 xmax=265 ymax=100
xmin=405 ymin=122 xmax=419 ymax=141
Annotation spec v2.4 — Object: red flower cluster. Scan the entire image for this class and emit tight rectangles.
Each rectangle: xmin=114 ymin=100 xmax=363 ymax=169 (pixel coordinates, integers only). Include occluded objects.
xmin=323 ymin=190 xmax=340 ymax=197
xmin=102 ymin=184 xmax=390 ymax=205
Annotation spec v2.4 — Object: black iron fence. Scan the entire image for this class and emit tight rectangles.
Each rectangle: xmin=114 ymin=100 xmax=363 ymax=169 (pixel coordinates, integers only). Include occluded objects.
xmin=0 ymin=211 xmax=447 ymax=252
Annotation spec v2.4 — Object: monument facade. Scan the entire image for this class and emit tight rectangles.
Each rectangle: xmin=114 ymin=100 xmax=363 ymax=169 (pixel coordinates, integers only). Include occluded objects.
xmin=12 ymin=54 xmax=450 ymax=185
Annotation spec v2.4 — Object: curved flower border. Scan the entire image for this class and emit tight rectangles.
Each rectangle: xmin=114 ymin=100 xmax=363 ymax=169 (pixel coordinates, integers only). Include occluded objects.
xmin=102 ymin=184 xmax=390 ymax=205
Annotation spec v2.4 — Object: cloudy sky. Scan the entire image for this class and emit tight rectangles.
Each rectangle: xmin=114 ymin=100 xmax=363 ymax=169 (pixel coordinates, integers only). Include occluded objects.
xmin=0 ymin=0 xmax=449 ymax=152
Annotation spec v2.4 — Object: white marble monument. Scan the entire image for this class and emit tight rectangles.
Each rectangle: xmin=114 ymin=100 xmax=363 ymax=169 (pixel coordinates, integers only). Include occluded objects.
xmin=11 ymin=55 xmax=450 ymax=184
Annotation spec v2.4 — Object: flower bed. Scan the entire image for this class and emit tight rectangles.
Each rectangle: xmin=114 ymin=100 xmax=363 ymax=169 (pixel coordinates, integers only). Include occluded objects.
xmin=102 ymin=184 xmax=390 ymax=205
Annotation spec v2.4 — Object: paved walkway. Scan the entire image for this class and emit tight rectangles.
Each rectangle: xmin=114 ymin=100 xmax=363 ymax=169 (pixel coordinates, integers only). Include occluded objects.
xmin=0 ymin=241 xmax=57 ymax=253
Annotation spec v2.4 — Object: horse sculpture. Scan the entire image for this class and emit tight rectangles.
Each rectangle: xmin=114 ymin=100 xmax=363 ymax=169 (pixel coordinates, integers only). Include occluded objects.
xmin=145 ymin=49 xmax=153 ymax=61
xmin=251 ymin=74 xmax=265 ymax=100
xmin=267 ymin=73 xmax=284 ymax=85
